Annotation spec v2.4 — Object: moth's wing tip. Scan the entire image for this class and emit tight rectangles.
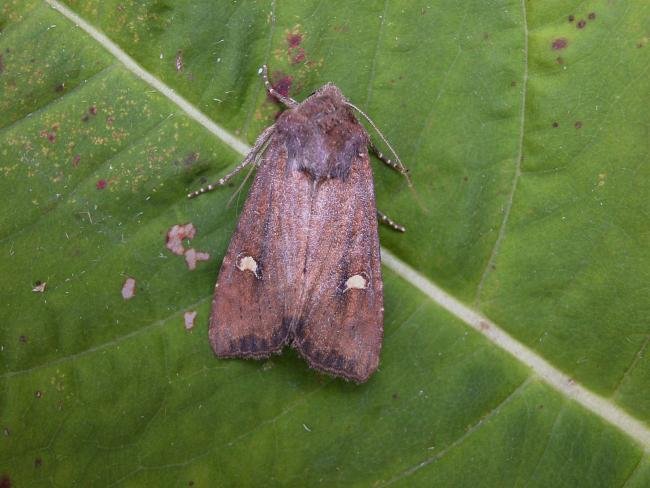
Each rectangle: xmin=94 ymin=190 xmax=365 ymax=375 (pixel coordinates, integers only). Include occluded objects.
xmin=293 ymin=341 xmax=377 ymax=384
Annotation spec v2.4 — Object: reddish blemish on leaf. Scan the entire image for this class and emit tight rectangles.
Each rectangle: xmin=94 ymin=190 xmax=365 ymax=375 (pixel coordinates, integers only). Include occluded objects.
xmin=292 ymin=49 xmax=306 ymax=64
xmin=40 ymin=125 xmax=58 ymax=143
xmin=552 ymin=38 xmax=568 ymax=50
xmin=286 ymin=33 xmax=302 ymax=48
xmin=0 ymin=474 xmax=10 ymax=488
xmin=184 ymin=310 xmax=197 ymax=330
xmin=176 ymin=50 xmax=184 ymax=72
xmin=588 ymin=12 xmax=596 ymax=20
xmin=568 ymin=15 xmax=575 ymax=22
xmin=96 ymin=179 xmax=107 ymax=190
xmin=72 ymin=155 xmax=81 ymax=167
xmin=577 ymin=19 xmax=586 ymax=29
xmin=121 ymin=277 xmax=136 ymax=300
xmin=184 ymin=248 xmax=210 ymax=270
xmin=575 ymin=121 xmax=583 ymax=129
xmin=89 ymin=105 xmax=98 ymax=115
xmin=270 ymin=73 xmax=293 ymax=99
xmin=166 ymin=223 xmax=196 ymax=255
xmin=32 ymin=281 xmax=47 ymax=293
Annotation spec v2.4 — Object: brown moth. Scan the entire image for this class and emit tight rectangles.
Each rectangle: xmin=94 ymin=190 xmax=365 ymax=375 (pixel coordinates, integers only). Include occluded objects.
xmin=189 ymin=66 xmax=407 ymax=383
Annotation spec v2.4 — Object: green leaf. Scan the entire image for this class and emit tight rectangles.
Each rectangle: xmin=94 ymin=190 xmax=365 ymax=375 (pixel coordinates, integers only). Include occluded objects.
xmin=1 ymin=0 xmax=648 ymax=486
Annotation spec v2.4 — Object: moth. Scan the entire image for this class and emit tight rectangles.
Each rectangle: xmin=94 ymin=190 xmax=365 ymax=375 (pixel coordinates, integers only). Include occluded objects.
xmin=189 ymin=66 xmax=408 ymax=383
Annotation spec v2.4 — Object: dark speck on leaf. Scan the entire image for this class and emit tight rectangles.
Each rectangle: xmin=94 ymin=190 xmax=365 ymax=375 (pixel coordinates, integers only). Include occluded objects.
xmin=556 ymin=56 xmax=564 ymax=65
xmin=270 ymin=74 xmax=292 ymax=99
xmin=568 ymin=15 xmax=575 ymax=22
xmin=0 ymin=474 xmax=10 ymax=488
xmin=552 ymin=38 xmax=568 ymax=50
xmin=286 ymin=33 xmax=302 ymax=47
xmin=35 ymin=390 xmax=42 ymax=399
xmin=588 ymin=12 xmax=596 ymax=20
xmin=34 ymin=458 xmax=42 ymax=468
xmin=575 ymin=121 xmax=583 ymax=129
xmin=552 ymin=122 xmax=559 ymax=128
xmin=577 ymin=19 xmax=586 ymax=29
xmin=55 ymin=83 xmax=65 ymax=93
xmin=19 ymin=335 xmax=27 ymax=343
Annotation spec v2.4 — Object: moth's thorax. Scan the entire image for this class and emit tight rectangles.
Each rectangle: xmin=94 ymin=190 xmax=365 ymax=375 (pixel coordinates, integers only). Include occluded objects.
xmin=276 ymin=83 xmax=369 ymax=181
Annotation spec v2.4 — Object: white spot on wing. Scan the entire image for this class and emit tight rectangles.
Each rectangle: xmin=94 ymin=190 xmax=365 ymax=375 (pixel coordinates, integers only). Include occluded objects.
xmin=237 ymin=255 xmax=260 ymax=278
xmin=343 ymin=274 xmax=367 ymax=292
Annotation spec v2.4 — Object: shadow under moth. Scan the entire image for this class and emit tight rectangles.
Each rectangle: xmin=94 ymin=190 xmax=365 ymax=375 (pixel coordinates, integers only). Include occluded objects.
xmin=189 ymin=66 xmax=409 ymax=383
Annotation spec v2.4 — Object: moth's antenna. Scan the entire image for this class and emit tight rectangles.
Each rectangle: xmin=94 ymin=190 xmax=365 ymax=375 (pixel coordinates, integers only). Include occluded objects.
xmin=345 ymin=101 xmax=412 ymax=187
xmin=259 ymin=65 xmax=299 ymax=108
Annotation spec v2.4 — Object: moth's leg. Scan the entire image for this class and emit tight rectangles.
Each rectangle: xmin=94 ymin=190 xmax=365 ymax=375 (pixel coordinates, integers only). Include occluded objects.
xmin=377 ymin=210 xmax=406 ymax=233
xmin=369 ymin=141 xmax=410 ymax=176
xmin=259 ymin=64 xmax=299 ymax=109
xmin=188 ymin=125 xmax=275 ymax=199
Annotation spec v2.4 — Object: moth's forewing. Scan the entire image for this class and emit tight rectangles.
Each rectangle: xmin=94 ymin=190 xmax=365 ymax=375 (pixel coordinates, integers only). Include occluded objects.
xmin=208 ymin=141 xmax=307 ymax=358
xmin=292 ymin=151 xmax=383 ymax=383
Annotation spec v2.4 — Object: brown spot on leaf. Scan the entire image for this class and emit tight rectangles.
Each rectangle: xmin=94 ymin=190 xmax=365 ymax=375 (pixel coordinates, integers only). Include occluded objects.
xmin=54 ymin=83 xmax=65 ymax=93
xmin=588 ymin=12 xmax=596 ymax=20
xmin=552 ymin=38 xmax=568 ymax=50
xmin=556 ymin=56 xmax=564 ymax=65
xmin=270 ymin=73 xmax=293 ymax=100
xmin=184 ymin=248 xmax=210 ymax=270
xmin=19 ymin=335 xmax=27 ymax=343
xmin=0 ymin=475 xmax=10 ymax=488
xmin=72 ymin=154 xmax=81 ymax=167
xmin=577 ymin=19 xmax=586 ymax=29
xmin=106 ymin=115 xmax=114 ymax=126
xmin=34 ymin=458 xmax=42 ymax=468
xmin=35 ymin=390 xmax=42 ymax=399
xmin=121 ymin=277 xmax=136 ymax=300
xmin=291 ymin=49 xmax=306 ymax=64
xmin=184 ymin=311 xmax=197 ymax=330
xmin=552 ymin=121 xmax=559 ymax=128
xmin=575 ymin=121 xmax=583 ymax=129
xmin=568 ymin=15 xmax=575 ymax=22
xmin=183 ymin=152 xmax=199 ymax=167
xmin=96 ymin=179 xmax=107 ymax=190
xmin=286 ymin=33 xmax=302 ymax=48
xmin=166 ymin=223 xmax=196 ymax=255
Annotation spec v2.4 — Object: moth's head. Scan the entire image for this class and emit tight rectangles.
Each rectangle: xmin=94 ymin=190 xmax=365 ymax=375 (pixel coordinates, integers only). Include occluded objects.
xmin=297 ymin=83 xmax=356 ymax=122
